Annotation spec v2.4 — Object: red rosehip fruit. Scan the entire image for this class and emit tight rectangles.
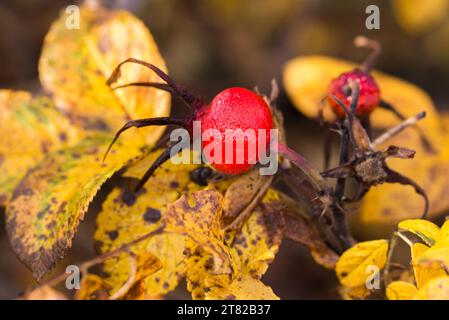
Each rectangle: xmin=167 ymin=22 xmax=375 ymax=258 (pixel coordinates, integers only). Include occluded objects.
xmin=197 ymin=87 xmax=273 ymax=175
xmin=327 ymin=69 xmax=380 ymax=118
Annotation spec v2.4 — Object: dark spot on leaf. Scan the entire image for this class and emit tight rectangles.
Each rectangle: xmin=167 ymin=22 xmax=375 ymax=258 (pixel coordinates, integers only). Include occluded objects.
xmin=204 ymin=257 xmax=214 ymax=270
xmin=143 ymin=208 xmax=161 ymax=223
xmin=106 ymin=230 xmax=119 ymax=240
xmin=94 ymin=240 xmax=104 ymax=253
xmin=163 ymin=282 xmax=169 ymax=289
xmin=170 ymin=181 xmax=179 ymax=189
xmin=57 ymin=201 xmax=67 ymax=214
xmin=225 ymin=294 xmax=236 ymax=300
xmin=59 ymin=132 xmax=67 ymax=142
xmin=41 ymin=141 xmax=51 ymax=153
xmin=72 ymin=152 xmax=81 ymax=159
xmin=122 ymin=190 xmax=136 ymax=206
xmin=46 ymin=221 xmax=56 ymax=229
xmin=82 ymin=117 xmax=110 ymax=132
xmin=37 ymin=205 xmax=51 ymax=219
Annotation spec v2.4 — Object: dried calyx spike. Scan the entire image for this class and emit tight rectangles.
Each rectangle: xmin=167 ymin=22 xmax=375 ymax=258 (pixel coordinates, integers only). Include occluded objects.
xmin=103 ymin=58 xmax=275 ymax=191
xmin=321 ymin=81 xmax=429 ymax=218
xmin=323 ymin=36 xmax=433 ymax=154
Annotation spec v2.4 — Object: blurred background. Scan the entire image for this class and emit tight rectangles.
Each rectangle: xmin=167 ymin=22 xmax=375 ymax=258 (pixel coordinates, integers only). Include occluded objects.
xmin=1 ymin=0 xmax=449 ymax=299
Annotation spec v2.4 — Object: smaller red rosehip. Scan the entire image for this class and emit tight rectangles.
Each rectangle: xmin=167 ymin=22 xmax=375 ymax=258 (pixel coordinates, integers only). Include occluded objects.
xmin=327 ymin=69 xmax=380 ymax=118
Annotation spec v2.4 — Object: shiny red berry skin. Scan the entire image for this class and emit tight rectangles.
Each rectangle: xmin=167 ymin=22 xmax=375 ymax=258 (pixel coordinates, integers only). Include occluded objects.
xmin=196 ymin=87 xmax=273 ymax=175
xmin=327 ymin=69 xmax=380 ymax=118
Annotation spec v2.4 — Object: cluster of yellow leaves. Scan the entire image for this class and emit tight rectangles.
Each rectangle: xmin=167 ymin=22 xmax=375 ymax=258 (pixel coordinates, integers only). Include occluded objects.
xmin=386 ymin=219 xmax=449 ymax=300
xmin=283 ymin=56 xmax=449 ymax=239
xmin=1 ymin=4 xmax=170 ymax=279
xmin=336 ymin=219 xmax=449 ymax=300
xmin=94 ymin=149 xmax=283 ymax=300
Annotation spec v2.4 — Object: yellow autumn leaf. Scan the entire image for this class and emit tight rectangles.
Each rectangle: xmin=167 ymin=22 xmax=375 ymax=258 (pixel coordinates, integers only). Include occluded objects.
xmin=416 ymin=220 xmax=449 ymax=269
xmin=0 ymin=91 xmax=80 ymax=206
xmin=391 ymin=0 xmax=449 ymax=35
xmin=205 ymin=274 xmax=279 ymax=300
xmin=399 ymin=219 xmax=440 ymax=246
xmin=417 ymin=246 xmax=449 ymax=270
xmin=6 ymin=137 xmax=143 ymax=279
xmin=39 ymin=4 xmax=170 ymax=145
xmin=134 ymin=252 xmax=163 ymax=284
xmin=94 ymin=150 xmax=202 ymax=296
xmin=386 ymin=281 xmax=418 ymax=300
xmin=185 ymin=240 xmax=230 ymax=300
xmin=4 ymin=4 xmax=170 ymax=281
xmin=185 ymin=189 xmax=284 ymax=300
xmin=165 ymin=190 xmax=234 ymax=273
xmin=442 ymin=112 xmax=449 ymax=130
xmin=336 ymin=240 xmax=389 ymax=288
xmin=414 ymin=277 xmax=449 ymax=300
xmin=436 ymin=219 xmax=449 ymax=248
xmin=411 ymin=243 xmax=447 ymax=288
xmin=167 ymin=190 xmax=236 ymax=300
xmin=75 ymin=274 xmax=111 ymax=300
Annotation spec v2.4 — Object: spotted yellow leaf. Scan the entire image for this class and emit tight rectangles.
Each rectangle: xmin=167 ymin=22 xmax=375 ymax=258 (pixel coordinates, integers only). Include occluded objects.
xmin=0 ymin=91 xmax=80 ymax=206
xmin=185 ymin=240 xmax=231 ymax=300
xmin=411 ymin=243 xmax=447 ymax=288
xmin=165 ymin=190 xmax=233 ymax=273
xmin=336 ymin=240 xmax=389 ymax=288
xmin=185 ymin=189 xmax=284 ymax=300
xmin=205 ymin=274 xmax=279 ymax=300
xmin=6 ymin=136 xmax=143 ymax=279
xmin=399 ymin=219 xmax=440 ymax=246
xmin=168 ymin=190 xmax=235 ymax=300
xmin=39 ymin=4 xmax=170 ymax=145
xmin=94 ymin=150 xmax=202 ymax=296
xmin=386 ymin=281 xmax=418 ymax=300
xmin=417 ymin=246 xmax=449 ymax=270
